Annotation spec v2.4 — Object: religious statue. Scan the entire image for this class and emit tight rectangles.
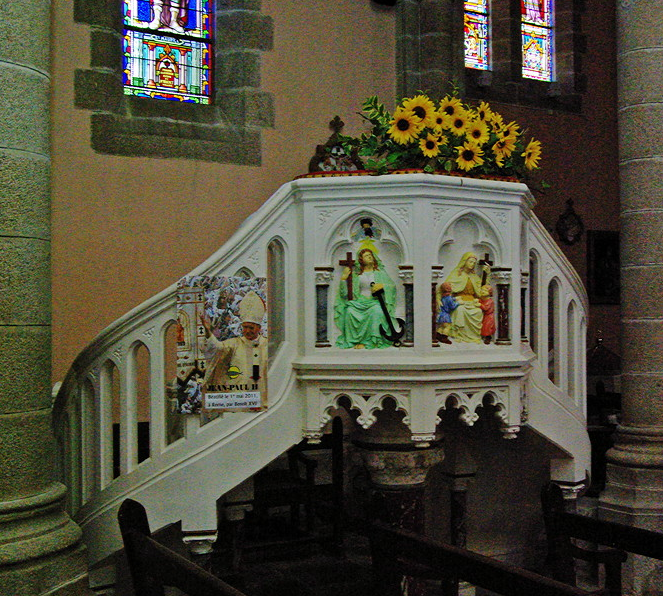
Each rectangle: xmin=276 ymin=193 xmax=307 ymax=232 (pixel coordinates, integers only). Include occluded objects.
xmin=440 ymin=252 xmax=492 ymax=344
xmin=335 ymin=248 xmax=398 ymax=349
xmin=435 ymin=282 xmax=459 ymax=344
xmin=479 ymin=285 xmax=495 ymax=344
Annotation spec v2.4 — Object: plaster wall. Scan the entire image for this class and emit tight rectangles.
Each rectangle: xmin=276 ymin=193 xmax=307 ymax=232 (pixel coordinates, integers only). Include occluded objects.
xmin=50 ymin=0 xmax=396 ymax=382
xmin=51 ymin=0 xmax=620 ymax=384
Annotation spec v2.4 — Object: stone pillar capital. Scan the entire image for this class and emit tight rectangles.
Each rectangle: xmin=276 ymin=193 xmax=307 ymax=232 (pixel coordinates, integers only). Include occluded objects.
xmin=356 ymin=442 xmax=444 ymax=489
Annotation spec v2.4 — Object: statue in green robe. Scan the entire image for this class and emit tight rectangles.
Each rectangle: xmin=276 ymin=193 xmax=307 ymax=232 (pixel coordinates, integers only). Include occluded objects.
xmin=335 ymin=248 xmax=396 ymax=349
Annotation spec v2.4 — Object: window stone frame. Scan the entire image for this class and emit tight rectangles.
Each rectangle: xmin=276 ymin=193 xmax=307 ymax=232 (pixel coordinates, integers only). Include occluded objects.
xmin=396 ymin=0 xmax=586 ymax=113
xmin=74 ymin=0 xmax=274 ymax=164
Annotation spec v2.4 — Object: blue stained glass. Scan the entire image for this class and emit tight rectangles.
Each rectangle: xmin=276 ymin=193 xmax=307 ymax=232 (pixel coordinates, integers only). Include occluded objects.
xmin=186 ymin=0 xmax=197 ymax=29
xmin=123 ymin=0 xmax=212 ymax=103
xmin=137 ymin=0 xmax=151 ymax=22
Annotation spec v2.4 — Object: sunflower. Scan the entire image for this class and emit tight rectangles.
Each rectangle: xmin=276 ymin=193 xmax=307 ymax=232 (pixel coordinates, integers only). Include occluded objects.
xmin=448 ymin=109 xmax=469 ymax=135
xmin=419 ymin=133 xmax=441 ymax=158
xmin=431 ymin=109 xmax=446 ymax=132
xmin=500 ymin=120 xmax=520 ymax=138
xmin=493 ymin=135 xmax=516 ymax=160
xmin=475 ymin=101 xmax=493 ymax=123
xmin=439 ymin=96 xmax=464 ymax=119
xmin=489 ymin=111 xmax=504 ymax=130
xmin=388 ymin=107 xmax=423 ymax=145
xmin=402 ymin=95 xmax=437 ymax=128
xmin=522 ymin=138 xmax=542 ymax=169
xmin=456 ymin=141 xmax=484 ymax=171
xmin=466 ymin=119 xmax=490 ymax=145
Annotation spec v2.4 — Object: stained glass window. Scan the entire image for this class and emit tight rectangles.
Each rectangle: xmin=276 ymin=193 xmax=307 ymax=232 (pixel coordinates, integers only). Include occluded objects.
xmin=123 ymin=0 xmax=213 ymax=104
xmin=521 ymin=0 xmax=554 ymax=81
xmin=464 ymin=0 xmax=490 ymax=70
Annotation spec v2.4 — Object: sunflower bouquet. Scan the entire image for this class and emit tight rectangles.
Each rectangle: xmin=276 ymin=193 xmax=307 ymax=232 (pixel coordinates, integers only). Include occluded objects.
xmin=339 ymin=93 xmax=542 ymax=180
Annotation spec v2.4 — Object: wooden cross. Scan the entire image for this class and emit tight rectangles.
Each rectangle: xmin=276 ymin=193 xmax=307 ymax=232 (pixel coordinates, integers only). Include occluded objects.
xmin=479 ymin=253 xmax=493 ymax=286
xmin=339 ymin=251 xmax=355 ymax=300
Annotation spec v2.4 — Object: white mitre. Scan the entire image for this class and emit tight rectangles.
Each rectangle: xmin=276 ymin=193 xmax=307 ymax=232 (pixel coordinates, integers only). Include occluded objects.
xmin=239 ymin=290 xmax=266 ymax=324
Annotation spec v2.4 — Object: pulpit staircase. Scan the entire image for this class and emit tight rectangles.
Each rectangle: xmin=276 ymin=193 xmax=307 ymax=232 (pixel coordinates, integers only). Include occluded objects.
xmin=52 ymin=173 xmax=591 ymax=591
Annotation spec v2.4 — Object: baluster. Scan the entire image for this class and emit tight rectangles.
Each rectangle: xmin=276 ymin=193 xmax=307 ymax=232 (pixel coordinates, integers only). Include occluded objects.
xmin=529 ymin=252 xmax=540 ymax=356
xmin=99 ymin=361 xmax=117 ymax=487
xmin=567 ymin=302 xmax=577 ymax=401
xmin=521 ymin=271 xmax=529 ymax=343
xmin=69 ymin=397 xmax=82 ymax=513
xmin=558 ymin=296 xmax=569 ymax=393
xmin=580 ymin=316 xmax=588 ymax=412
xmin=122 ymin=346 xmax=137 ymax=475
xmin=151 ymin=324 xmax=167 ymax=457
xmin=81 ymin=378 xmax=96 ymax=502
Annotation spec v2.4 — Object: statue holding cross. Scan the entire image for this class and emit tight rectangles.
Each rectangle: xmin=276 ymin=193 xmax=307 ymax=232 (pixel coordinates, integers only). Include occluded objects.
xmin=335 ymin=248 xmax=401 ymax=349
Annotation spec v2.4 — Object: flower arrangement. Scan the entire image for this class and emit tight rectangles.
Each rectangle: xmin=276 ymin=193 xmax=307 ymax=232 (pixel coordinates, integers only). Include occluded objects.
xmin=339 ymin=93 xmax=542 ymax=180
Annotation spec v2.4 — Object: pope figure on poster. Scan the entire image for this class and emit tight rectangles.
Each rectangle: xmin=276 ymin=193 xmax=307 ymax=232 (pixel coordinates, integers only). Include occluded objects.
xmin=200 ymin=290 xmax=268 ymax=409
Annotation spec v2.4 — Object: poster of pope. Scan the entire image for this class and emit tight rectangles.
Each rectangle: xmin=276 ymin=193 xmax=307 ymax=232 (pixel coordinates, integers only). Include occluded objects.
xmin=175 ymin=276 xmax=268 ymax=414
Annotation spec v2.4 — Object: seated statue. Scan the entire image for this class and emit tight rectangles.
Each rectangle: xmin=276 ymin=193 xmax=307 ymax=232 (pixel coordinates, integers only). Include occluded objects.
xmin=443 ymin=252 xmax=491 ymax=344
xmin=335 ymin=248 xmax=396 ymax=349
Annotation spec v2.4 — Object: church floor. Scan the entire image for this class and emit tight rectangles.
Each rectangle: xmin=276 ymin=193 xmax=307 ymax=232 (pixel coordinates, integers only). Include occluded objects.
xmin=207 ymin=520 xmax=376 ymax=596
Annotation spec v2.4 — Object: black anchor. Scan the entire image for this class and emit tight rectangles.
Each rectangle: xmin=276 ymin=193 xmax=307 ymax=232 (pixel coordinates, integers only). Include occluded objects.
xmin=371 ymin=283 xmax=405 ymax=347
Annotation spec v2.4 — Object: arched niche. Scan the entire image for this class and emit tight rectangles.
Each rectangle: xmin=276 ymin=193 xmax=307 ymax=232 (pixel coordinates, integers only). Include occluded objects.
xmin=129 ymin=341 xmax=151 ymax=464
xmin=267 ymin=237 xmax=286 ymax=358
xmin=529 ymin=249 xmax=540 ymax=356
xmin=100 ymin=359 xmax=121 ymax=485
xmin=325 ymin=212 xmax=407 ymax=349
xmin=163 ymin=320 xmax=185 ymax=445
xmin=438 ymin=211 xmax=503 ymax=270
xmin=548 ymin=278 xmax=561 ymax=386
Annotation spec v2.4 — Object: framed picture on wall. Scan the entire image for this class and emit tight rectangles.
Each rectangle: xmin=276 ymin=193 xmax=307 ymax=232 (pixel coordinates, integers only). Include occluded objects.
xmin=587 ymin=230 xmax=620 ymax=304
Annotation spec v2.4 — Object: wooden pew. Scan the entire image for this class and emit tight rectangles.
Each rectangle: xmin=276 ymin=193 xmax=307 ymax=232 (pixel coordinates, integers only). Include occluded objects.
xmin=541 ymin=482 xmax=663 ymax=596
xmin=118 ymin=498 xmax=249 ymax=596
xmin=365 ymin=518 xmax=606 ymax=596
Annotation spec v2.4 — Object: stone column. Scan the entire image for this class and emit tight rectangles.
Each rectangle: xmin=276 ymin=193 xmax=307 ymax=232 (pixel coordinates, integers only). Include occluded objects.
xmin=0 ymin=2 xmax=90 ymax=593
xmin=598 ymin=1 xmax=663 ymax=593
xmin=354 ymin=411 xmax=443 ymax=596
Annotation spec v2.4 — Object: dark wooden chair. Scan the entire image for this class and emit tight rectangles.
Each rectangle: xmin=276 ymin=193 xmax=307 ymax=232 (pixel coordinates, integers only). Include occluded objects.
xmin=118 ymin=498 xmax=249 ymax=596
xmin=541 ymin=482 xmax=663 ymax=596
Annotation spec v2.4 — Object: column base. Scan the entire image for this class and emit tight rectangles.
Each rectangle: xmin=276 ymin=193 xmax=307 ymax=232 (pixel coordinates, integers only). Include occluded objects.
xmin=0 ymin=483 xmax=92 ymax=595
xmin=599 ymin=459 xmax=663 ymax=595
